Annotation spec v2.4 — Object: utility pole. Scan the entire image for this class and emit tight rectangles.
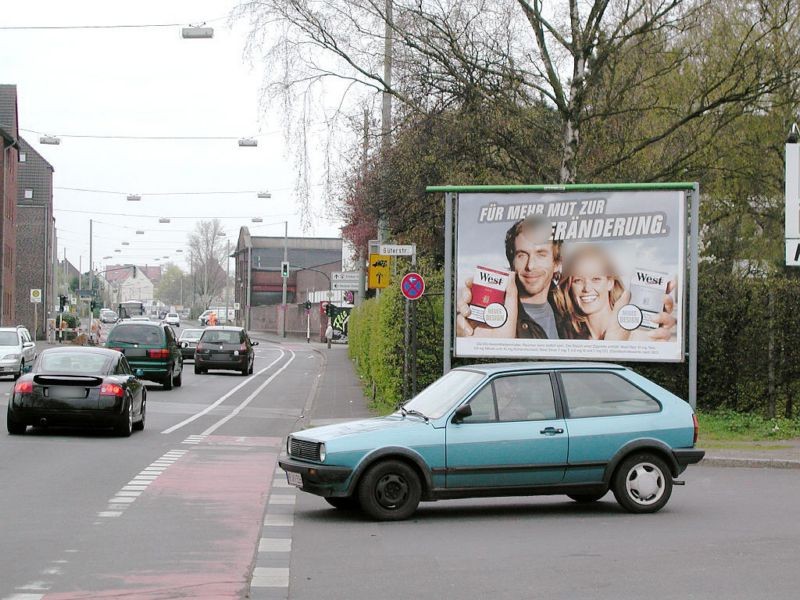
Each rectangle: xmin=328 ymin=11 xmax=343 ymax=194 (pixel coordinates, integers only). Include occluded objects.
xmin=225 ymin=239 xmax=230 ymax=325
xmin=282 ymin=221 xmax=288 ymax=337
xmin=89 ymin=219 xmax=93 ymax=338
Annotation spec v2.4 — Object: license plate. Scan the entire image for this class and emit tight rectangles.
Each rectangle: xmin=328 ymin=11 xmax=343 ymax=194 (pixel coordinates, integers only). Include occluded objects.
xmin=47 ymin=386 xmax=87 ymax=399
xmin=286 ymin=471 xmax=303 ymax=488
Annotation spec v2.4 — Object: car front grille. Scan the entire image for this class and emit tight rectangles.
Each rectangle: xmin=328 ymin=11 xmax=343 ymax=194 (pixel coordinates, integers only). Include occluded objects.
xmin=290 ymin=438 xmax=321 ymax=461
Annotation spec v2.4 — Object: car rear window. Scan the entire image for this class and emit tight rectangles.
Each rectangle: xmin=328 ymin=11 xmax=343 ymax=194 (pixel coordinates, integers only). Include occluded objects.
xmin=107 ymin=324 xmax=165 ymax=345
xmin=201 ymin=330 xmax=242 ymax=344
xmin=180 ymin=330 xmax=203 ymax=341
xmin=40 ymin=352 xmax=111 ymax=374
xmin=560 ymin=372 xmax=661 ymax=418
xmin=0 ymin=331 xmax=19 ymax=346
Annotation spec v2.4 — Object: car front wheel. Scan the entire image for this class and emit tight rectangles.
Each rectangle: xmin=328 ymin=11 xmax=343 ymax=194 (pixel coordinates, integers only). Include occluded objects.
xmin=612 ymin=453 xmax=673 ymax=514
xmin=357 ymin=460 xmax=421 ymax=521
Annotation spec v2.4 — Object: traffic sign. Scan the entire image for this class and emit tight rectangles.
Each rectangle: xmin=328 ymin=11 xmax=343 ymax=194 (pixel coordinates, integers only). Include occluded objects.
xmin=368 ymin=254 xmax=390 ymax=289
xmin=332 ymin=271 xmax=360 ymax=290
xmin=234 ymin=302 xmax=241 ymax=310
xmin=30 ymin=289 xmax=42 ymax=303
xmin=379 ymin=244 xmax=415 ymax=256
xmin=401 ymin=272 xmax=425 ymax=300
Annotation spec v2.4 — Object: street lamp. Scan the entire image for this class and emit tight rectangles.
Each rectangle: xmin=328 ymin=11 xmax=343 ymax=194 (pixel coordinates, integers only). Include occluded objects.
xmin=181 ymin=25 xmax=214 ymax=39
xmin=122 ymin=241 xmax=130 ymax=246
xmin=238 ymin=138 xmax=258 ymax=147
xmin=158 ymin=218 xmax=171 ymax=223
xmin=136 ymin=230 xmax=145 ymax=235
xmin=127 ymin=194 xmax=141 ymax=202
xmin=251 ymin=217 xmax=263 ymax=223
xmin=257 ymin=191 xmax=272 ymax=199
xmin=39 ymin=135 xmax=60 ymax=145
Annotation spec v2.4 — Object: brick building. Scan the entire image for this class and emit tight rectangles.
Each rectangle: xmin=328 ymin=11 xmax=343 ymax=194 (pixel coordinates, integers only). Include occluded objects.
xmin=0 ymin=84 xmax=20 ymax=326
xmin=15 ymin=137 xmax=56 ymax=338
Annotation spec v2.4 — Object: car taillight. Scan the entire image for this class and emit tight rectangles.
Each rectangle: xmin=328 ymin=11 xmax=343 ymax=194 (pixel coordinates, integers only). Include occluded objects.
xmin=14 ymin=380 xmax=33 ymax=394
xmin=109 ymin=347 xmax=123 ymax=352
xmin=692 ymin=413 xmax=699 ymax=445
xmin=100 ymin=383 xmax=125 ymax=397
xmin=147 ymin=349 xmax=170 ymax=359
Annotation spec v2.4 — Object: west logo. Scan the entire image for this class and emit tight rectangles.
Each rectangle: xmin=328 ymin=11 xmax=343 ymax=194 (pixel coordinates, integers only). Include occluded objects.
xmin=635 ymin=272 xmax=663 ymax=286
xmin=479 ymin=272 xmax=503 ymax=285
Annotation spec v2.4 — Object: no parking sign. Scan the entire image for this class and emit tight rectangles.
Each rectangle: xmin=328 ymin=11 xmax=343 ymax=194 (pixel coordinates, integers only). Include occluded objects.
xmin=401 ymin=273 xmax=425 ymax=301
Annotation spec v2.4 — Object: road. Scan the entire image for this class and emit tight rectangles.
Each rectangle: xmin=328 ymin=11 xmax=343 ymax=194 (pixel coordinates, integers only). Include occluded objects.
xmin=2 ymin=335 xmax=800 ymax=599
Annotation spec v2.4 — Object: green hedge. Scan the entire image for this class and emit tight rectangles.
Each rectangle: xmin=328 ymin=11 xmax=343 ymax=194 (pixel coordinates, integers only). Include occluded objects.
xmin=349 ymin=267 xmax=800 ymax=418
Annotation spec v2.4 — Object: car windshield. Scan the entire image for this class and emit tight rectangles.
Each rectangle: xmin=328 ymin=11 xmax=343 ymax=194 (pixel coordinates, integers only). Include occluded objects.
xmin=402 ymin=369 xmax=485 ymax=420
xmin=107 ymin=325 xmax=164 ymax=345
xmin=39 ymin=352 xmax=111 ymax=374
xmin=180 ymin=330 xmax=203 ymax=341
xmin=167 ymin=313 xmax=178 ymax=318
xmin=0 ymin=331 xmax=19 ymax=346
xmin=201 ymin=330 xmax=241 ymax=344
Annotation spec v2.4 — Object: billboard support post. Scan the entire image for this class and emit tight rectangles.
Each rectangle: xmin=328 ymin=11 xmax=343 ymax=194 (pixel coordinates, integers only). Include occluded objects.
xmin=443 ymin=192 xmax=454 ymax=374
xmin=688 ymin=184 xmax=700 ymax=409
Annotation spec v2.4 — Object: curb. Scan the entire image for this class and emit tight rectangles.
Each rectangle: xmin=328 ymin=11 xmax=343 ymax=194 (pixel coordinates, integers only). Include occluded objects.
xmin=700 ymin=457 xmax=800 ymax=469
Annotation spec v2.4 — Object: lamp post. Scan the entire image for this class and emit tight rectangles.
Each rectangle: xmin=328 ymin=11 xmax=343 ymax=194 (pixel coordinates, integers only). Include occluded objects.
xmin=281 ymin=221 xmax=288 ymax=337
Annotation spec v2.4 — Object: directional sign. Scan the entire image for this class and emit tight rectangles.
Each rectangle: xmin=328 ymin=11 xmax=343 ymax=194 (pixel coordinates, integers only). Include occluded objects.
xmin=368 ymin=254 xmax=390 ymax=289
xmin=787 ymin=240 xmax=800 ymax=266
xmin=30 ymin=289 xmax=42 ymax=303
xmin=379 ymin=244 xmax=415 ymax=256
xmin=332 ymin=271 xmax=360 ymax=290
xmin=401 ymin=272 xmax=425 ymax=300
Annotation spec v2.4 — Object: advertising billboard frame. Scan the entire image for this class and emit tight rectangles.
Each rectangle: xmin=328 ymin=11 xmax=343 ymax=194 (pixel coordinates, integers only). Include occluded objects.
xmin=429 ymin=182 xmax=700 ymax=408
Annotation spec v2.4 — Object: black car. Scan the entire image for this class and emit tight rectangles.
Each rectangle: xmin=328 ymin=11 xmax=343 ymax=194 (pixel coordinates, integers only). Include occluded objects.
xmin=194 ymin=327 xmax=257 ymax=376
xmin=7 ymin=347 xmax=146 ymax=437
xmin=178 ymin=328 xmax=204 ymax=361
xmin=104 ymin=321 xmax=183 ymax=389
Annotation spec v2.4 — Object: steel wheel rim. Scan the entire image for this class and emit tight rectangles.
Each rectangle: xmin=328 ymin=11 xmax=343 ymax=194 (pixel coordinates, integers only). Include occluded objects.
xmin=127 ymin=401 xmax=133 ymax=432
xmin=625 ymin=461 xmax=665 ymax=505
xmin=374 ymin=473 xmax=410 ymax=509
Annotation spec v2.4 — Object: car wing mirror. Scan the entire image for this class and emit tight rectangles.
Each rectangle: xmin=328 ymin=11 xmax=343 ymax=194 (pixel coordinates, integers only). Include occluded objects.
xmin=22 ymin=363 xmax=33 ymax=373
xmin=452 ymin=404 xmax=472 ymax=424
xmin=23 ymin=341 xmax=35 ymax=348
xmin=252 ymin=341 xmax=259 ymax=346
xmin=181 ymin=341 xmax=188 ymax=348
xmin=134 ymin=368 xmax=145 ymax=378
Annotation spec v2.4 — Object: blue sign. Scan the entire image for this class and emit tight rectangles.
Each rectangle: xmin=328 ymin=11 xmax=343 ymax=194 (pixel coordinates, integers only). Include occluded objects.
xmin=401 ymin=272 xmax=425 ymax=300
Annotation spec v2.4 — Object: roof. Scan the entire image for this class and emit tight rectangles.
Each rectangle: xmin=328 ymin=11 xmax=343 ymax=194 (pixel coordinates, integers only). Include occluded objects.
xmin=202 ymin=326 xmax=245 ymax=331
xmin=40 ymin=346 xmax=121 ymax=357
xmin=18 ymin=137 xmax=54 ymax=171
xmin=426 ymin=183 xmax=697 ymax=193
xmin=456 ymin=362 xmax=628 ymax=374
xmin=0 ymin=84 xmax=19 ymax=142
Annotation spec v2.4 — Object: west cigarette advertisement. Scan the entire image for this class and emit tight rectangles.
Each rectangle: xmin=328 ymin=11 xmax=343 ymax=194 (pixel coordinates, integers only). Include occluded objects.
xmin=455 ymin=191 xmax=685 ymax=362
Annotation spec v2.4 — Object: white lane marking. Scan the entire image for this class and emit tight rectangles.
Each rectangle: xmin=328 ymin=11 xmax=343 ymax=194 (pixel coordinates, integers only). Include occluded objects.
xmin=264 ymin=514 xmax=293 ymax=527
xmin=268 ymin=495 xmax=296 ymax=505
xmin=97 ymin=511 xmax=122 ymax=518
xmin=127 ymin=480 xmax=152 ymax=486
xmin=259 ymin=538 xmax=292 ymax=552
xmin=5 ymin=594 xmax=45 ymax=599
xmin=161 ymin=350 xmax=286 ymax=434
xmin=272 ymin=478 xmax=291 ymax=488
xmin=250 ymin=567 xmax=289 ymax=588
xmin=109 ymin=497 xmax=137 ymax=503
xmin=41 ymin=567 xmax=62 ymax=576
xmin=16 ymin=583 xmax=48 ymax=592
xmin=122 ymin=486 xmax=148 ymax=492
xmin=200 ymin=351 xmax=296 ymax=436
xmin=116 ymin=491 xmax=142 ymax=497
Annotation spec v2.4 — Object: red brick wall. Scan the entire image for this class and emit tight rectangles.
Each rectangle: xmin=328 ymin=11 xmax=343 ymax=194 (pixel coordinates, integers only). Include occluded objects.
xmin=0 ymin=143 xmax=17 ymax=326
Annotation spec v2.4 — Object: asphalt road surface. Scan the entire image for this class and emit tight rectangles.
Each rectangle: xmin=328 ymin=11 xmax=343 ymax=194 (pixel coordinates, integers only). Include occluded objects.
xmin=2 ymin=337 xmax=800 ymax=600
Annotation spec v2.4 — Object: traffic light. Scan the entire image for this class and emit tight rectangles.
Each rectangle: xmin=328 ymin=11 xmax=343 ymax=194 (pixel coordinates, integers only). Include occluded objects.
xmin=90 ymin=300 xmax=96 ymax=311
xmin=59 ymin=295 xmax=66 ymax=312
xmin=325 ymin=303 xmax=333 ymax=317
xmin=304 ymin=300 xmax=311 ymax=310
xmin=281 ymin=261 xmax=290 ymax=278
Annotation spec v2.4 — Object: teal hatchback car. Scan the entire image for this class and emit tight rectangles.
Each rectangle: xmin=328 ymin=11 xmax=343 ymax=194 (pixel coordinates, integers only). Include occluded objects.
xmin=279 ymin=363 xmax=704 ymax=521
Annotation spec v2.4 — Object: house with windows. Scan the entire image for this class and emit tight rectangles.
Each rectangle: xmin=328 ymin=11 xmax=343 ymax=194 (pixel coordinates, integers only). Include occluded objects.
xmin=0 ymin=84 xmax=20 ymax=326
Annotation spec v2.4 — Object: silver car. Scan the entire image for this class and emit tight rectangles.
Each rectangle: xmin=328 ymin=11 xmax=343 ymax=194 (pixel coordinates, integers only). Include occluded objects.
xmin=0 ymin=327 xmax=37 ymax=379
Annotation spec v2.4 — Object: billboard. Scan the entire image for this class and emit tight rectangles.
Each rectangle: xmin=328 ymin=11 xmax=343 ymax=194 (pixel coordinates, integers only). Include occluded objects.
xmin=455 ymin=190 xmax=685 ymax=361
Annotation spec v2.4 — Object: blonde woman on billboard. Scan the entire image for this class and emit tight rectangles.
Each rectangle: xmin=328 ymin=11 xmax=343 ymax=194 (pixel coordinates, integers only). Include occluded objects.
xmin=558 ymin=244 xmax=677 ymax=341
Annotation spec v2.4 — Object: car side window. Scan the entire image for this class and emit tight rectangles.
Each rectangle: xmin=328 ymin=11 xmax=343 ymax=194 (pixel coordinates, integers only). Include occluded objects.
xmin=119 ymin=357 xmax=132 ymax=375
xmin=561 ymin=372 xmax=661 ymax=418
xmin=164 ymin=326 xmax=175 ymax=344
xmin=463 ymin=374 xmax=556 ymax=423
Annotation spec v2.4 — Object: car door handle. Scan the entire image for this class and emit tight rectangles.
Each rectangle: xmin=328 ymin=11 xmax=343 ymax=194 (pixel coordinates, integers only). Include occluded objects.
xmin=540 ymin=427 xmax=564 ymax=435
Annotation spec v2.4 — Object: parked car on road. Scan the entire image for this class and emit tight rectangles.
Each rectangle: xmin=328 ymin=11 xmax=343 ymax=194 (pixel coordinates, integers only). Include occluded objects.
xmin=178 ymin=328 xmax=203 ymax=361
xmin=280 ymin=362 xmax=705 ymax=521
xmin=7 ymin=346 xmax=146 ymax=437
xmin=164 ymin=312 xmax=180 ymax=327
xmin=0 ymin=326 xmax=37 ymax=380
xmin=194 ymin=326 xmax=257 ymax=375
xmin=104 ymin=321 xmax=183 ymax=389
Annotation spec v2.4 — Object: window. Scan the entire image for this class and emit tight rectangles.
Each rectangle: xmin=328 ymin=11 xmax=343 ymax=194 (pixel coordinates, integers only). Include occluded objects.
xmin=463 ymin=373 xmax=556 ymax=423
xmin=24 ymin=189 xmax=33 ymax=199
xmin=19 ymin=152 xmax=26 ymax=162
xmin=560 ymin=372 xmax=661 ymax=418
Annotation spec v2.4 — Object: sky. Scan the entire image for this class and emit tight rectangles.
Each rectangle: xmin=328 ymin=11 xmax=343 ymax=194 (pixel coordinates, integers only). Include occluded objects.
xmin=1 ymin=0 xmax=343 ymax=276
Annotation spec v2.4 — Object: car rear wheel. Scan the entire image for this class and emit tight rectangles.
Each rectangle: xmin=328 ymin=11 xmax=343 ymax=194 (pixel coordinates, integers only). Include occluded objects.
xmin=325 ymin=496 xmax=360 ymax=510
xmin=612 ymin=453 xmax=673 ymax=514
xmin=248 ymin=361 xmax=254 ymax=375
xmin=357 ymin=460 xmax=421 ymax=521
xmin=133 ymin=395 xmax=146 ymax=431
xmin=163 ymin=367 xmax=174 ymax=390
xmin=173 ymin=367 xmax=182 ymax=387
xmin=567 ymin=491 xmax=607 ymax=504
xmin=194 ymin=365 xmax=204 ymax=375
xmin=7 ymin=409 xmax=26 ymax=435
xmin=115 ymin=399 xmax=133 ymax=437
xmin=13 ymin=360 xmax=23 ymax=380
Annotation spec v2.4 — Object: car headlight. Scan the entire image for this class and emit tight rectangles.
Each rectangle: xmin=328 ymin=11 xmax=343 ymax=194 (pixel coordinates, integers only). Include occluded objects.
xmin=319 ymin=442 xmax=326 ymax=463
xmin=286 ymin=435 xmax=293 ymax=455
xmin=2 ymin=353 xmax=20 ymax=360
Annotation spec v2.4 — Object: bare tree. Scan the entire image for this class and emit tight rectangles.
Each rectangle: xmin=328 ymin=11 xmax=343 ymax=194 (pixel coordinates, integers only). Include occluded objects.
xmin=237 ymin=0 xmax=799 ymax=185
xmin=187 ymin=220 xmax=228 ymax=309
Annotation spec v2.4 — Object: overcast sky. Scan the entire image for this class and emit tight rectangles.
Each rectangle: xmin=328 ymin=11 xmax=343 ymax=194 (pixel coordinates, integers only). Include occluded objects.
xmin=2 ymin=0 xmax=343 ymax=274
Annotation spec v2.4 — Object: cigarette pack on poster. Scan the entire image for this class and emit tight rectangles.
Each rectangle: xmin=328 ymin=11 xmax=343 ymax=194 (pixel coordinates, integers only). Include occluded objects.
xmin=629 ymin=268 xmax=669 ymax=329
xmin=469 ymin=266 xmax=511 ymax=327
